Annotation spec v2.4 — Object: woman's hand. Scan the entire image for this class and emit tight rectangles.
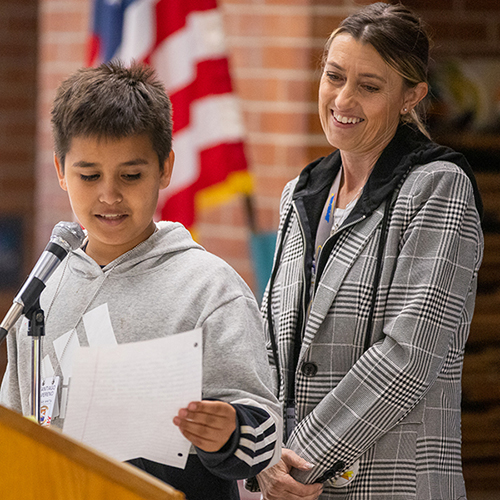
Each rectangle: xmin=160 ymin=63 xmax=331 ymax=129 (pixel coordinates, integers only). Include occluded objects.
xmin=256 ymin=448 xmax=323 ymax=500
xmin=173 ymin=400 xmax=236 ymax=452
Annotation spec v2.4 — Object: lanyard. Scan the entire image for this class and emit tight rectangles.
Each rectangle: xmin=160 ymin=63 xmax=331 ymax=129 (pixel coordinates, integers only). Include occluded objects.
xmin=314 ymin=168 xmax=342 ymax=267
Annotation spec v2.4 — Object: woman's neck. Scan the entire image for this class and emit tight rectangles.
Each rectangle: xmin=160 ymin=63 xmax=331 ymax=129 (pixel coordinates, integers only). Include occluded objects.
xmin=336 ymin=151 xmax=378 ymax=209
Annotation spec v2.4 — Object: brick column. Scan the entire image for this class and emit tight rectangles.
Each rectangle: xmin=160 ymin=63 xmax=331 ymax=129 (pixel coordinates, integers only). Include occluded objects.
xmin=35 ymin=0 xmax=91 ymax=252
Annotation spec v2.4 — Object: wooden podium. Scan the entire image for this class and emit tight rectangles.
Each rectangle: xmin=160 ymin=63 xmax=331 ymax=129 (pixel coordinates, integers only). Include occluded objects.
xmin=0 ymin=404 xmax=184 ymax=499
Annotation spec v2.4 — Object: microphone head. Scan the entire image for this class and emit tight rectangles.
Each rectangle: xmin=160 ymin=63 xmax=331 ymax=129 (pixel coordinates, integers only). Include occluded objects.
xmin=50 ymin=221 xmax=85 ymax=252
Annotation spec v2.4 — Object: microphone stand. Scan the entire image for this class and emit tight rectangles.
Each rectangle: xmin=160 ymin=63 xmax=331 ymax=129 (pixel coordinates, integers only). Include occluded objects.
xmin=25 ymin=299 xmax=45 ymax=424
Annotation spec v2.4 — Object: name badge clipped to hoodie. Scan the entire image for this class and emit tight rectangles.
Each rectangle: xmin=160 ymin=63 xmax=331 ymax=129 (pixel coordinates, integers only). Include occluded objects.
xmin=40 ymin=376 xmax=60 ymax=427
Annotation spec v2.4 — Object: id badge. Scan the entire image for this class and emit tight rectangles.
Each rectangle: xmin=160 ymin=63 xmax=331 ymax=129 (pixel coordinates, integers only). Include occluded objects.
xmin=285 ymin=400 xmax=296 ymax=440
xmin=40 ymin=376 xmax=60 ymax=427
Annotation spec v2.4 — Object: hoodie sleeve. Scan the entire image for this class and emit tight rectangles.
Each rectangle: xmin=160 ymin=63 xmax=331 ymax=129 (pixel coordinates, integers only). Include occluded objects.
xmin=196 ymin=400 xmax=280 ymax=480
xmin=193 ymin=263 xmax=282 ymax=480
xmin=0 ymin=323 xmax=23 ymax=414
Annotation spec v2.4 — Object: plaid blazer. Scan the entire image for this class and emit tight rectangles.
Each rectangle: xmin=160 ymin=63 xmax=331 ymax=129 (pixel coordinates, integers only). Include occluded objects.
xmin=262 ymin=126 xmax=484 ymax=499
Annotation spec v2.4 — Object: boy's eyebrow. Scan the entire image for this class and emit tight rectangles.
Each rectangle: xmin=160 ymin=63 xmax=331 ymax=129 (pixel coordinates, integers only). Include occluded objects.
xmin=326 ymin=61 xmax=387 ymax=83
xmin=121 ymin=158 xmax=150 ymax=166
xmin=71 ymin=158 xmax=150 ymax=168
xmin=72 ymin=160 xmax=97 ymax=168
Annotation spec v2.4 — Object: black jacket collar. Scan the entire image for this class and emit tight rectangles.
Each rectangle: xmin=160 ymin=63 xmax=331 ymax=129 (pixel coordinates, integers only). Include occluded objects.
xmin=293 ymin=124 xmax=483 ymax=232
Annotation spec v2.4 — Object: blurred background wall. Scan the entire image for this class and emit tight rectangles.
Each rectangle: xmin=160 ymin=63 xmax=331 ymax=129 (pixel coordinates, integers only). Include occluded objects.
xmin=1 ymin=0 xmax=499 ymax=496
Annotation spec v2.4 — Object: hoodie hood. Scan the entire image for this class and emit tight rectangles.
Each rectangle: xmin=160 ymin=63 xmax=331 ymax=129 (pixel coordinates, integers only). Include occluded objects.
xmin=68 ymin=221 xmax=204 ymax=278
xmin=293 ymin=124 xmax=483 ymax=234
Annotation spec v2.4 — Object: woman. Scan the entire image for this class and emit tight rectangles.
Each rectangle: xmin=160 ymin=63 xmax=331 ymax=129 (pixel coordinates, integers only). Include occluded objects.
xmin=254 ymin=3 xmax=483 ymax=499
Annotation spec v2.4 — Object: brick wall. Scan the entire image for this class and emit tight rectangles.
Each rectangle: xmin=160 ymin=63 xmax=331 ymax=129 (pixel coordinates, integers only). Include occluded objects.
xmin=31 ymin=0 xmax=500 ymax=287
xmin=199 ymin=0 xmax=319 ymax=288
xmin=200 ymin=0 xmax=500 ymax=287
xmin=0 ymin=0 xmax=37 ymax=223
xmin=0 ymin=0 xmax=38 ymax=379
xmin=35 ymin=0 xmax=91 ymax=251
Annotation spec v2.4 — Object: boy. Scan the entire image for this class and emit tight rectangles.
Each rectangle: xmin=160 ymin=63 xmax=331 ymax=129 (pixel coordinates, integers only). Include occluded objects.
xmin=0 ymin=62 xmax=281 ymax=500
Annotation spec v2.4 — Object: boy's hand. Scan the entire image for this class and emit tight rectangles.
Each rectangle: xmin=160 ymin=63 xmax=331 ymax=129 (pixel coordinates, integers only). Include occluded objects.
xmin=173 ymin=400 xmax=237 ymax=452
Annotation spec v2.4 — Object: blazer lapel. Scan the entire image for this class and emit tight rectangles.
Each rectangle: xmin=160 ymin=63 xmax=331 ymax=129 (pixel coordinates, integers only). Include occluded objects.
xmin=299 ymin=204 xmax=385 ymax=359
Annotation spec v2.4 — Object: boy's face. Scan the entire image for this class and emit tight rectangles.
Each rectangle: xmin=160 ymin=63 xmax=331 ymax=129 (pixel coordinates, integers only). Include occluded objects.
xmin=54 ymin=134 xmax=173 ymax=266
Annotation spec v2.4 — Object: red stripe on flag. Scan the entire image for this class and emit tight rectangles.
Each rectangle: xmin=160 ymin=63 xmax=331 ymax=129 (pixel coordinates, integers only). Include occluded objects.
xmin=154 ymin=0 xmax=218 ymax=47
xmin=86 ymin=34 xmax=101 ymax=67
xmin=160 ymin=186 xmax=196 ymax=229
xmin=160 ymin=142 xmax=247 ymax=226
xmin=170 ymin=58 xmax=233 ymax=134
xmin=87 ymin=0 xmax=251 ymax=230
xmin=198 ymin=142 xmax=247 ymax=189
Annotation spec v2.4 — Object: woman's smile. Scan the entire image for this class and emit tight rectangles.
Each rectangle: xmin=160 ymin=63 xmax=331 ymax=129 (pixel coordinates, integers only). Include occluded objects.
xmin=332 ymin=111 xmax=364 ymax=125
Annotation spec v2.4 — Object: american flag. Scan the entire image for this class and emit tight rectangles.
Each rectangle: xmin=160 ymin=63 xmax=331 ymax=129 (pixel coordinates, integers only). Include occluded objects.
xmin=87 ymin=0 xmax=251 ymax=230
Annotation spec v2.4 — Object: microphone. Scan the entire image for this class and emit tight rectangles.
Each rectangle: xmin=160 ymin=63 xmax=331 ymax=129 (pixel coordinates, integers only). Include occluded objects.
xmin=0 ymin=221 xmax=85 ymax=343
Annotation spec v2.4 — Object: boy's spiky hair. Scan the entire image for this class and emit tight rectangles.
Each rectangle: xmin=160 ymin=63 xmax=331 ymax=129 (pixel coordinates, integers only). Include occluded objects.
xmin=51 ymin=60 xmax=173 ymax=170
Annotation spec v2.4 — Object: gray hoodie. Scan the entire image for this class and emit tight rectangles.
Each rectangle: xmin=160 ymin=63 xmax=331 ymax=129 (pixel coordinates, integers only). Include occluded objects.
xmin=0 ymin=221 xmax=281 ymax=496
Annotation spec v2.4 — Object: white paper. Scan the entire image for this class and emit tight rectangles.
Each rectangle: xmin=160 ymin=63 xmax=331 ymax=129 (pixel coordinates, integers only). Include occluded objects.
xmin=63 ymin=328 xmax=202 ymax=469
xmin=53 ymin=329 xmax=80 ymax=384
xmin=41 ymin=354 xmax=55 ymax=378
xmin=83 ymin=303 xmax=118 ymax=347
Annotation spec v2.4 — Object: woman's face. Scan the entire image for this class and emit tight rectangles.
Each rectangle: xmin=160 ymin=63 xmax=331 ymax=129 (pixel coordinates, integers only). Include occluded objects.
xmin=319 ymin=33 xmax=413 ymax=158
